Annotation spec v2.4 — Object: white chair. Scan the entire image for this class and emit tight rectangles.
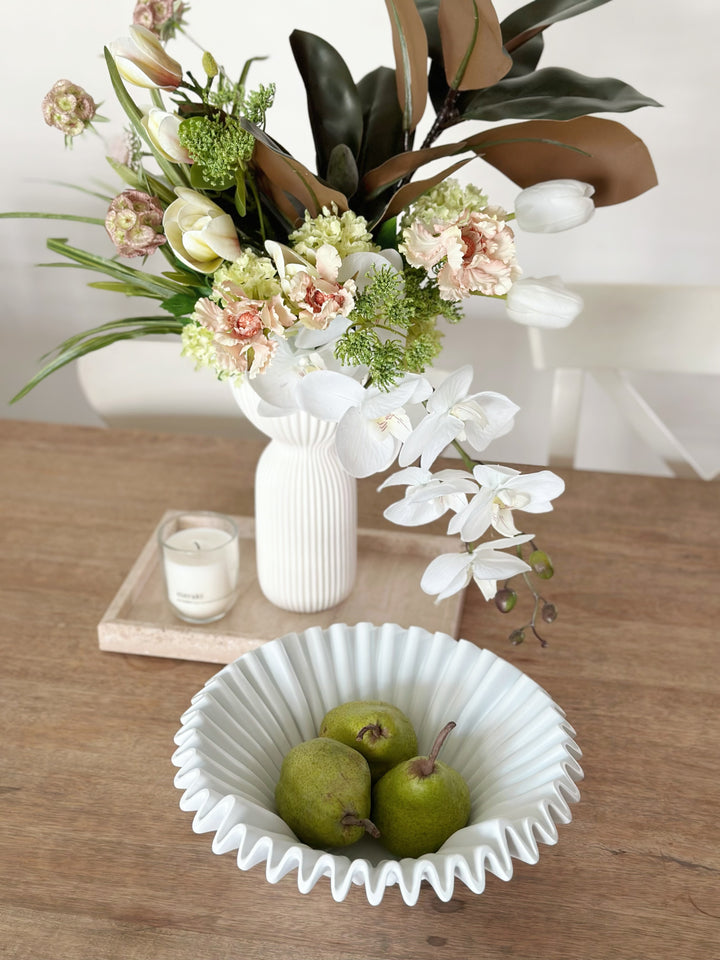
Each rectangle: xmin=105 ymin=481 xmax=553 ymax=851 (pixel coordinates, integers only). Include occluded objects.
xmin=527 ymin=284 xmax=720 ymax=480
xmin=76 ymin=338 xmax=261 ymax=439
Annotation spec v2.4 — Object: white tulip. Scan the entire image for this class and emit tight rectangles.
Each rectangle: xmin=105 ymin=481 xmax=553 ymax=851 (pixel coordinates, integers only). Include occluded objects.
xmin=142 ymin=108 xmax=191 ymax=163
xmin=108 ymin=25 xmax=183 ymax=90
xmin=163 ymin=188 xmax=241 ymax=274
xmin=514 ymin=180 xmax=595 ymax=233
xmin=505 ymin=276 xmax=583 ymax=329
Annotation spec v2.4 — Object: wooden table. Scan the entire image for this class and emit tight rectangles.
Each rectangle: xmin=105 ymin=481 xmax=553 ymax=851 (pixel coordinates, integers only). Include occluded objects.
xmin=1 ymin=420 xmax=718 ymax=960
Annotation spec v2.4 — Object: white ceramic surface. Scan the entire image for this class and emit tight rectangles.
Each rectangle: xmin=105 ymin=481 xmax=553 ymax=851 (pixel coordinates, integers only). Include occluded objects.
xmin=232 ymin=382 xmax=357 ymax=612
xmin=171 ymin=622 xmax=583 ymax=906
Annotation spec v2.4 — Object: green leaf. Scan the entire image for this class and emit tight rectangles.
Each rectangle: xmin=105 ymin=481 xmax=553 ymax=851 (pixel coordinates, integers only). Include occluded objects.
xmin=502 ymin=0 xmax=613 ymax=53
xmin=87 ymin=281 xmax=161 ymax=296
xmin=11 ymin=320 xmax=183 ymax=402
xmin=234 ymin=168 xmax=247 ymax=217
xmin=0 ymin=211 xmax=105 ymax=225
xmin=45 ymin=237 xmax=189 ymax=298
xmin=415 ymin=0 xmax=442 ymax=60
xmin=161 ymin=292 xmax=199 ymax=317
xmin=356 ymin=67 xmax=405 ymax=179
xmin=289 ymin=30 xmax=363 ymax=178
xmin=458 ymin=68 xmax=661 ymax=122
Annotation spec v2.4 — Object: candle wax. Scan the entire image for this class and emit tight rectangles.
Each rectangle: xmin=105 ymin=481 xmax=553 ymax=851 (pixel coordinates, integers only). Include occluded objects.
xmin=162 ymin=527 xmax=240 ymax=620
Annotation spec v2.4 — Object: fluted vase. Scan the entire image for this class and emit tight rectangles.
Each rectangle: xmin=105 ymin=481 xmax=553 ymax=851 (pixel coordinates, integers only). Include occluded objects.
xmin=232 ymin=382 xmax=357 ymax=612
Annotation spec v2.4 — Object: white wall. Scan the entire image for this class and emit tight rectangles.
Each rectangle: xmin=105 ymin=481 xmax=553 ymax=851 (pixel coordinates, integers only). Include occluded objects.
xmin=1 ymin=0 xmax=718 ymax=473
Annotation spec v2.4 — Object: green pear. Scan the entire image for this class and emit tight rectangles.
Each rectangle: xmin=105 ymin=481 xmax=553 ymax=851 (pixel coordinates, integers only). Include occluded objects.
xmin=371 ymin=722 xmax=471 ymax=859
xmin=319 ymin=700 xmax=418 ymax=781
xmin=275 ymin=737 xmax=380 ymax=849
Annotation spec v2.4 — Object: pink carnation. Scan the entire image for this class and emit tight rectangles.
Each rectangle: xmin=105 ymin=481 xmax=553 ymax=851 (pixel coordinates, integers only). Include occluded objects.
xmin=284 ymin=245 xmax=356 ymax=330
xmin=193 ymin=297 xmax=279 ymax=377
xmin=437 ymin=210 xmax=520 ymax=301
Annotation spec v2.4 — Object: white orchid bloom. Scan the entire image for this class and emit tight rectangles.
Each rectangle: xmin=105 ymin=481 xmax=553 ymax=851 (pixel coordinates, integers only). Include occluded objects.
xmin=421 ymin=534 xmax=534 ymax=602
xmin=379 ymin=467 xmax=477 ymax=526
xmin=298 ymin=370 xmax=431 ymax=478
xmin=448 ymin=464 xmax=566 ymax=540
xmin=398 ymin=365 xmax=519 ymax=470
xmin=505 ymin=276 xmax=583 ymax=328
xmin=246 ymin=338 xmax=332 ymax=416
xmin=514 ymin=180 xmax=595 ymax=233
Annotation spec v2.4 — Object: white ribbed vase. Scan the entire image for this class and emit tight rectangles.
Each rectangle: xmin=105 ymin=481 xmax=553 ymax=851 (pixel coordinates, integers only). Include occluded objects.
xmin=232 ymin=382 xmax=357 ymax=612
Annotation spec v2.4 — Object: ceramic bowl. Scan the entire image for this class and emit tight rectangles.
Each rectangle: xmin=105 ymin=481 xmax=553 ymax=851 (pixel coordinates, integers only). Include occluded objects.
xmin=171 ymin=622 xmax=582 ymax=906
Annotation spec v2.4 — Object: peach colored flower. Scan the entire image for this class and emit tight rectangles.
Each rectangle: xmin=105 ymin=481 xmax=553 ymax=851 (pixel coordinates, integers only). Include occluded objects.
xmin=284 ymin=244 xmax=356 ymax=330
xmin=193 ymin=297 xmax=279 ymax=376
xmin=401 ymin=219 xmax=461 ymax=271
xmin=437 ymin=210 xmax=520 ymax=301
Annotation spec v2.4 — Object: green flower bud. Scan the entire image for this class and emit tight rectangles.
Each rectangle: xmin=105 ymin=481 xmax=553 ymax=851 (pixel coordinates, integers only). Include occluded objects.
xmin=509 ymin=628 xmax=525 ymax=646
xmin=529 ymin=549 xmax=554 ymax=579
xmin=494 ymin=588 xmax=517 ymax=613
xmin=202 ymin=51 xmax=219 ymax=78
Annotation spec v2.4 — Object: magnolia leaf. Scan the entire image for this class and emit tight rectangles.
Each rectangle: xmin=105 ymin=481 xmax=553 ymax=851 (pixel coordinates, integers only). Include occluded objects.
xmin=506 ymin=32 xmax=545 ymax=77
xmin=474 ymin=116 xmax=658 ymax=206
xmin=363 ymin=141 xmax=469 ymax=197
xmin=415 ymin=0 xmax=442 ymax=59
xmin=502 ymin=0 xmax=613 ymax=54
xmin=385 ymin=0 xmax=429 ymax=134
xmin=290 ymin=30 xmax=363 ymax=178
xmin=375 ymin=157 xmax=472 ymax=223
xmin=250 ymin=140 xmax=349 ymax=221
xmin=438 ymin=0 xmax=511 ymax=91
xmin=326 ymin=144 xmax=360 ymax=197
xmin=459 ymin=68 xmax=661 ymax=122
xmin=356 ymin=67 xmax=405 ymax=178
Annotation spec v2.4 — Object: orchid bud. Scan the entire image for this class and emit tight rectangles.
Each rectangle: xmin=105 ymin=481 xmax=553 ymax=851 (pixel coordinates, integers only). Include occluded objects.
xmin=541 ymin=602 xmax=558 ymax=623
xmin=505 ymin=276 xmax=583 ymax=329
xmin=105 ymin=190 xmax=166 ymax=258
xmin=514 ymin=180 xmax=595 ymax=233
xmin=108 ymin=25 xmax=183 ymax=89
xmin=529 ymin=550 xmax=554 ymax=580
xmin=42 ymin=79 xmax=97 ymax=140
xmin=509 ymin=628 xmax=525 ymax=645
xmin=495 ymin=588 xmax=518 ymax=613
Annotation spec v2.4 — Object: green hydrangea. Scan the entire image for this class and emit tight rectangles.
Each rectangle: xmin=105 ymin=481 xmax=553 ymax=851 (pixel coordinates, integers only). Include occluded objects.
xmin=181 ymin=322 xmax=217 ymax=370
xmin=401 ymin=178 xmax=489 ymax=229
xmin=289 ymin=206 xmax=379 ymax=264
xmin=212 ymin=250 xmax=281 ymax=302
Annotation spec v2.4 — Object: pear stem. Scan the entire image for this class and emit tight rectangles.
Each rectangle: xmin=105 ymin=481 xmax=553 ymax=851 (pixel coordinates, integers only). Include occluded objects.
xmin=341 ymin=812 xmax=381 ymax=839
xmin=356 ymin=723 xmax=384 ymax=744
xmin=415 ymin=721 xmax=457 ymax=778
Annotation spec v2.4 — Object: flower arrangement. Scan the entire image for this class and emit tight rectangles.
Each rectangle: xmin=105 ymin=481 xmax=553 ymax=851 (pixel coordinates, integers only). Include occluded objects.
xmin=3 ymin=0 xmax=658 ymax=644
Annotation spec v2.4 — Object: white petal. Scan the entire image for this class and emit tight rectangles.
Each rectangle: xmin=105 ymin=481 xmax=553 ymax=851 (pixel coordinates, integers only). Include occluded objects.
xmin=505 ymin=469 xmax=566 ymax=504
xmin=427 ymin=366 xmax=475 ymax=414
xmin=377 ymin=466 xmax=431 ymax=490
xmin=419 ymin=417 xmax=464 ymax=470
xmin=294 ymin=315 xmax=351 ymax=350
xmin=448 ymin=490 xmax=495 ymax=541
xmin=335 ymin=408 xmax=398 ymax=478
xmin=470 ymin=550 xmax=531 ymax=581
xmin=297 ymin=370 xmax=364 ymax=421
xmin=420 ymin=552 xmax=472 ymax=600
xmin=383 ymin=498 xmax=447 ymax=526
xmin=491 ymin=506 xmax=521 ymax=537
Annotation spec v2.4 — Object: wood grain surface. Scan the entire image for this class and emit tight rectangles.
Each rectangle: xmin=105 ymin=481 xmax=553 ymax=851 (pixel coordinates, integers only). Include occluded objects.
xmin=1 ymin=419 xmax=718 ymax=960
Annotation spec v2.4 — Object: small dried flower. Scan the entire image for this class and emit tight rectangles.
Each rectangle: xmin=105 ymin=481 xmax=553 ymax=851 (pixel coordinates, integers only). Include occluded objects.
xmin=42 ymin=80 xmax=97 ymax=141
xmin=132 ymin=0 xmax=186 ymax=39
xmin=105 ymin=190 xmax=166 ymax=258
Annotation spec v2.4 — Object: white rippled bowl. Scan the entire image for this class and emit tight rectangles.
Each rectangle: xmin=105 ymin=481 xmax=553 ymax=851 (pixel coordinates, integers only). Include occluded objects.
xmin=171 ymin=622 xmax=583 ymax=906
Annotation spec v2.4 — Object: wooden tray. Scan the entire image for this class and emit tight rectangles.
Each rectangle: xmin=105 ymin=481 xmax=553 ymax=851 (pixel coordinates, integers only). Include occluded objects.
xmin=98 ymin=511 xmax=465 ymax=663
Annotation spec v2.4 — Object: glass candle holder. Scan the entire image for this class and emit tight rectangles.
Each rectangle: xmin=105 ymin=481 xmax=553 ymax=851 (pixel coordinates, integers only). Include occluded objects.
xmin=158 ymin=512 xmax=240 ymax=624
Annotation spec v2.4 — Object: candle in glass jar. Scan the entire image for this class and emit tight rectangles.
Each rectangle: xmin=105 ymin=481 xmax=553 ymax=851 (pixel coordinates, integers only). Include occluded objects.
xmin=159 ymin=515 xmax=240 ymax=623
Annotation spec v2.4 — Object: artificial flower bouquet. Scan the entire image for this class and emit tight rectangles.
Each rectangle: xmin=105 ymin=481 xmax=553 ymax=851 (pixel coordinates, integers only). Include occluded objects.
xmin=4 ymin=0 xmax=658 ymax=643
